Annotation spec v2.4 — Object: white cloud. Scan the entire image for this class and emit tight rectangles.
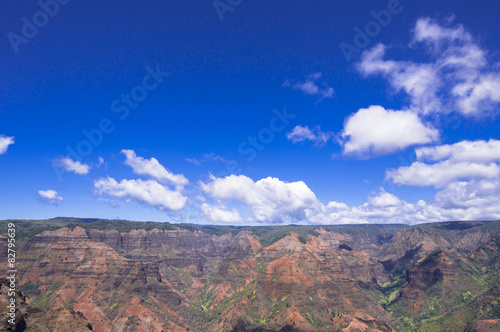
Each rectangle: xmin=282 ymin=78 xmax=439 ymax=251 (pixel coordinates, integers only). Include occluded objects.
xmin=0 ymin=135 xmax=14 ymax=155
xmin=200 ymin=203 xmax=243 ymax=223
xmin=386 ymin=160 xmax=500 ymax=188
xmin=341 ymin=105 xmax=439 ymax=157
xmin=121 ymin=149 xmax=188 ymax=190
xmin=413 ymin=17 xmax=467 ymax=45
xmin=454 ymin=73 xmax=500 ymax=115
xmin=283 ymin=72 xmax=334 ymax=101
xmin=433 ymin=180 xmax=500 ymax=210
xmin=38 ymin=190 xmax=63 ymax=206
xmin=416 ymin=139 xmax=500 ymax=163
xmin=306 ymin=185 xmax=500 ymax=225
xmin=286 ymin=125 xmax=335 ymax=146
xmin=358 ymin=44 xmax=442 ymax=115
xmin=55 ymin=157 xmax=91 ymax=175
xmin=203 ymin=153 xmax=229 ymax=163
xmin=186 ymin=158 xmax=201 ymax=166
xmin=289 ymin=20 xmax=499 ymax=160
xmin=367 ymin=189 xmax=402 ymax=207
xmin=200 ymin=174 xmax=320 ymax=223
xmin=94 ymin=177 xmax=187 ymax=211
xmin=427 ymin=179 xmax=500 ymax=220
xmin=186 ymin=153 xmax=230 ymax=166
xmin=97 ymin=156 xmax=105 ymax=168
xmin=192 ymin=173 xmax=500 ymax=225
xmin=413 ymin=18 xmax=500 ymax=116
xmin=387 ymin=139 xmax=500 ymax=188
xmin=305 ymin=189 xmax=424 ymax=225
xmin=359 ymin=18 xmax=500 ymax=117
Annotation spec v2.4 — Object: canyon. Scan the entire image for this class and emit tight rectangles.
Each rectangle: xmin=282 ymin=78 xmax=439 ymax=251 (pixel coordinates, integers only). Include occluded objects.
xmin=0 ymin=218 xmax=499 ymax=331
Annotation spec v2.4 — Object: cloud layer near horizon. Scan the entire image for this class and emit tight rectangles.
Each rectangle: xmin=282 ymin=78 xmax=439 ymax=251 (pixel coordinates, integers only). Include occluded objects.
xmin=31 ymin=18 xmax=500 ymax=225
xmin=43 ymin=142 xmax=500 ymax=224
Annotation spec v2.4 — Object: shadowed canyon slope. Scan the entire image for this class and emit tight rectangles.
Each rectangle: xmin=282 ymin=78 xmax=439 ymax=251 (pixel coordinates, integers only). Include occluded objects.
xmin=1 ymin=219 xmax=499 ymax=331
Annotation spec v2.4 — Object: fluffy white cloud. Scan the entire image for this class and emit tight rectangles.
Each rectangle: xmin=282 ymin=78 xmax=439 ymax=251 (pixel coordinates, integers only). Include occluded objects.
xmin=193 ymin=173 xmax=500 ymax=225
xmin=0 ymin=135 xmax=14 ymax=155
xmin=427 ymin=179 xmax=500 ymax=220
xmin=383 ymin=139 xmax=500 ymax=220
xmin=433 ymin=180 xmax=500 ymax=210
xmin=387 ymin=139 xmax=500 ymax=188
xmin=306 ymin=189 xmax=426 ymax=225
xmin=122 ymin=149 xmax=188 ymax=190
xmin=94 ymin=177 xmax=187 ymax=211
xmin=359 ymin=44 xmax=442 ymax=115
xmin=306 ymin=185 xmax=500 ymax=225
xmin=386 ymin=160 xmax=500 ymax=188
xmin=290 ymin=19 xmax=499 ymax=160
xmin=38 ymin=190 xmax=63 ymax=206
xmin=286 ymin=125 xmax=335 ymax=146
xmin=200 ymin=174 xmax=320 ymax=223
xmin=454 ymin=73 xmax=500 ymax=115
xmin=419 ymin=18 xmax=500 ymax=116
xmin=55 ymin=157 xmax=91 ymax=175
xmin=283 ymin=72 xmax=334 ymax=101
xmin=341 ymin=105 xmax=439 ymax=157
xmin=415 ymin=18 xmax=500 ymax=116
xmin=367 ymin=190 xmax=402 ymax=207
xmin=413 ymin=17 xmax=467 ymax=44
xmin=359 ymin=18 xmax=500 ymax=116
xmin=200 ymin=203 xmax=243 ymax=223
xmin=416 ymin=139 xmax=500 ymax=163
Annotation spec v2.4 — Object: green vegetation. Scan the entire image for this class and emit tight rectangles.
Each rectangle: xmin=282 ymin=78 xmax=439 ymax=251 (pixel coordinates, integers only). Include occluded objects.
xmin=419 ymin=306 xmax=477 ymax=332
xmin=0 ymin=217 xmax=181 ymax=238
xmin=4 ymin=217 xmax=497 ymax=246
xmin=213 ymin=284 xmax=254 ymax=316
xmin=257 ymin=261 xmax=265 ymax=273
xmin=247 ymin=224 xmax=407 ymax=247
xmin=31 ymin=281 xmax=64 ymax=310
xmin=0 ymin=217 xmax=409 ymax=247
xmin=494 ymin=234 xmax=500 ymax=247
xmin=251 ymin=289 xmax=257 ymax=301
xmin=304 ymin=312 xmax=317 ymax=329
xmin=0 ymin=219 xmax=75 ymax=238
xmin=200 ymin=291 xmax=213 ymax=313
xmin=109 ymin=302 xmax=119 ymax=313
xmin=171 ymin=266 xmax=192 ymax=285
xmin=461 ymin=291 xmax=473 ymax=302
xmin=124 ymin=316 xmax=139 ymax=331
xmin=19 ymin=281 xmax=41 ymax=297
xmin=369 ymin=274 xmax=406 ymax=309
xmin=419 ymin=248 xmax=442 ymax=266
xmin=163 ymin=246 xmax=177 ymax=258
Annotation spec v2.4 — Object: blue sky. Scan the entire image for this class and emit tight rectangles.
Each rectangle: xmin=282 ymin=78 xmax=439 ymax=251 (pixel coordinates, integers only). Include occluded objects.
xmin=1 ymin=0 xmax=500 ymax=224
